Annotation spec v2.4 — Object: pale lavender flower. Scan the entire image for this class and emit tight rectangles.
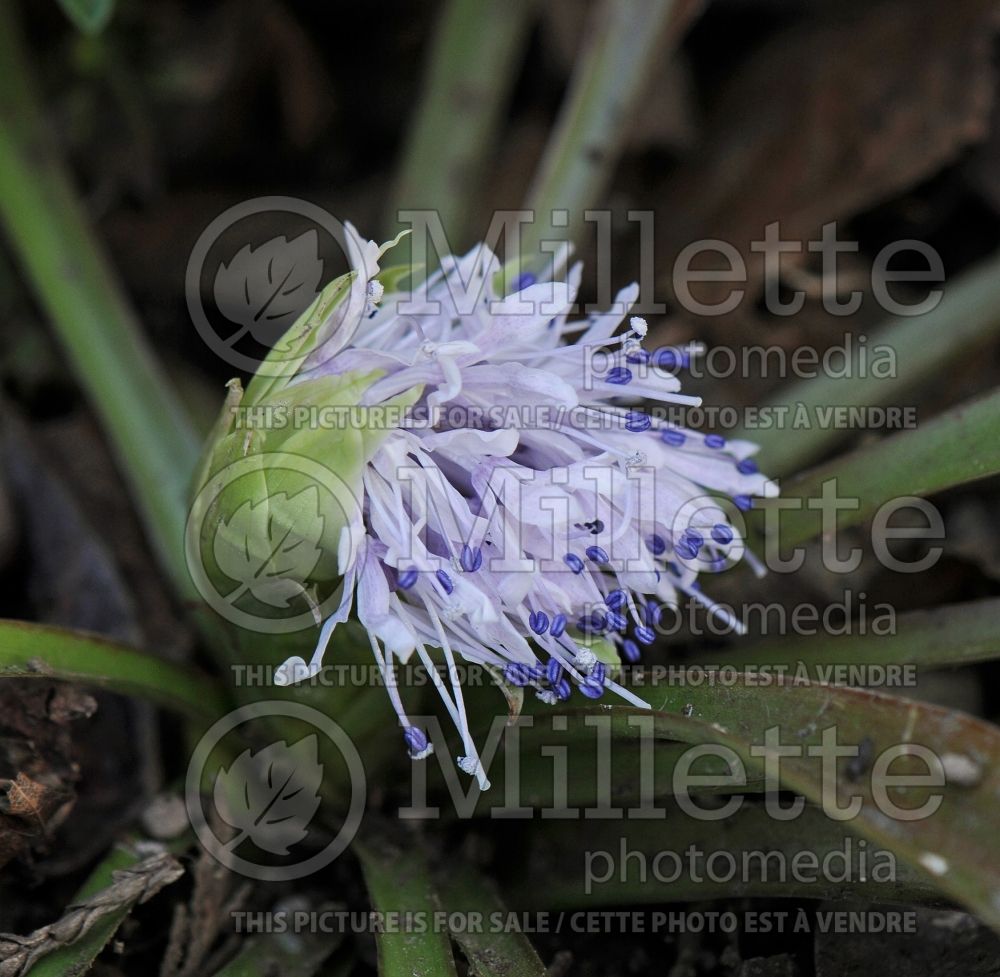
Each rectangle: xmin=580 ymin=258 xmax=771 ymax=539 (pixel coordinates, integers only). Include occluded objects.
xmin=272 ymin=225 xmax=777 ymax=788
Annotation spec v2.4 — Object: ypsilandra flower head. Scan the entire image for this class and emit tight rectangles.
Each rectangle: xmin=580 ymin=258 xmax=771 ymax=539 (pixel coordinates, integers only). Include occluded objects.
xmin=194 ymin=225 xmax=777 ymax=789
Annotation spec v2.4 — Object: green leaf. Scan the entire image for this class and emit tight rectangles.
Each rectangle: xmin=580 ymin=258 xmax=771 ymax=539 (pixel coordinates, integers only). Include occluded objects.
xmin=435 ymin=861 xmax=548 ymax=977
xmin=25 ymin=848 xmax=136 ymax=977
xmin=24 ymin=845 xmax=181 ymax=977
xmin=212 ymin=488 xmax=326 ymax=606
xmin=386 ymin=0 xmax=536 ymax=251
xmin=505 ymin=801 xmax=940 ymax=909
xmin=355 ymin=826 xmax=459 ymax=977
xmin=741 ymin=252 xmax=1000 ymax=476
xmin=520 ymin=0 xmax=686 ymax=264
xmin=499 ymin=680 xmax=1000 ymax=929
xmin=241 ymin=273 xmax=354 ymax=408
xmin=192 ymin=371 xmax=422 ymax=608
xmin=753 ymin=386 xmax=1000 ymax=550
xmin=55 ymin=0 xmax=114 ymax=34
xmin=716 ymin=598 xmax=1000 ymax=675
xmin=0 ymin=4 xmax=200 ymax=595
xmin=0 ymin=618 xmax=229 ymax=720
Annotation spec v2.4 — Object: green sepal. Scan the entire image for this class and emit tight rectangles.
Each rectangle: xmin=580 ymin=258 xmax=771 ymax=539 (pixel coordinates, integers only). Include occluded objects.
xmin=377 ymin=262 xmax=421 ymax=293
xmin=242 ymin=271 xmax=354 ymax=408
xmin=192 ymin=368 xmax=423 ymax=614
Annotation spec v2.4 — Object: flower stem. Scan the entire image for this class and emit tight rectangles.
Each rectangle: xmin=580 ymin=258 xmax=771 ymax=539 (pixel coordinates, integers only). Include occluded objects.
xmin=0 ymin=0 xmax=201 ymax=596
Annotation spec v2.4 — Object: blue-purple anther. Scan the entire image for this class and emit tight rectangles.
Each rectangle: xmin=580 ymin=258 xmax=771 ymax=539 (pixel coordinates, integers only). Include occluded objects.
xmin=403 ymin=726 xmax=429 ymax=757
xmin=586 ymin=545 xmax=610 ymax=564
xmin=529 ymin=611 xmax=549 ymax=635
xmin=606 ymin=367 xmax=632 ymax=385
xmin=460 ymin=544 xmax=483 ymax=572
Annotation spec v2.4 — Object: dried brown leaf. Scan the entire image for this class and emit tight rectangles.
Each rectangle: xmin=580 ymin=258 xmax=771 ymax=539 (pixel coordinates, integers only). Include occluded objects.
xmin=2 ymin=774 xmax=50 ymax=824
xmin=0 ymin=852 xmax=184 ymax=977
xmin=657 ymin=0 xmax=999 ymax=303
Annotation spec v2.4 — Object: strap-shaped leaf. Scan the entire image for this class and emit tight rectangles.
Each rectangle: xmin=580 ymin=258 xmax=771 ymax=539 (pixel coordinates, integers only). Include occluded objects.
xmin=754 ymin=387 xmax=1000 ymax=549
xmin=387 ymin=0 xmax=536 ymax=250
xmin=355 ymin=828 xmax=459 ymax=977
xmin=742 ymin=253 xmax=1000 ymax=475
xmin=505 ymin=801 xmax=940 ymax=909
xmin=484 ymin=678 xmax=1000 ymax=929
xmin=0 ymin=618 xmax=229 ymax=720
xmin=435 ymin=861 xmax=547 ymax=977
xmin=718 ymin=598 xmax=1000 ymax=674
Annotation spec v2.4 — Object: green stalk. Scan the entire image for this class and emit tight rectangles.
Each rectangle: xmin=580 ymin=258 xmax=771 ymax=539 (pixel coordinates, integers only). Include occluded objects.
xmin=740 ymin=251 xmax=1000 ymax=476
xmin=386 ymin=0 xmax=536 ymax=251
xmin=755 ymin=386 xmax=1000 ymax=550
xmin=0 ymin=1 xmax=201 ymax=596
xmin=520 ymin=0 xmax=679 ymax=264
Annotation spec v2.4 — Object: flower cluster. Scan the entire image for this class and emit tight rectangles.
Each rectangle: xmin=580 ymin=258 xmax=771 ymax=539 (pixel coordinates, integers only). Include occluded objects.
xmin=247 ymin=227 xmax=776 ymax=788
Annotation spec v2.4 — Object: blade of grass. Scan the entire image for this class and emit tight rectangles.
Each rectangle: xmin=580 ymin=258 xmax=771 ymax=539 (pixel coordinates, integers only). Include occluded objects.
xmin=0 ymin=1 xmax=201 ymax=596
xmin=754 ymin=386 xmax=1000 ymax=551
xmin=519 ymin=0 xmax=690 ymax=266
xmin=0 ymin=619 xmax=228 ymax=720
xmin=717 ymin=598 xmax=1000 ymax=675
xmin=504 ymin=801 xmax=941 ymax=909
xmin=354 ymin=827 xmax=459 ymax=977
xmin=386 ymin=0 xmax=536 ymax=251
xmin=736 ymin=252 xmax=1000 ymax=476
xmin=434 ymin=861 xmax=547 ymax=977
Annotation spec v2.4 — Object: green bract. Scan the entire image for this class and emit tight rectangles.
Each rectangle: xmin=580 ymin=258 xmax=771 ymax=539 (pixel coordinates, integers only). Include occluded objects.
xmin=189 ymin=269 xmax=418 ymax=620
